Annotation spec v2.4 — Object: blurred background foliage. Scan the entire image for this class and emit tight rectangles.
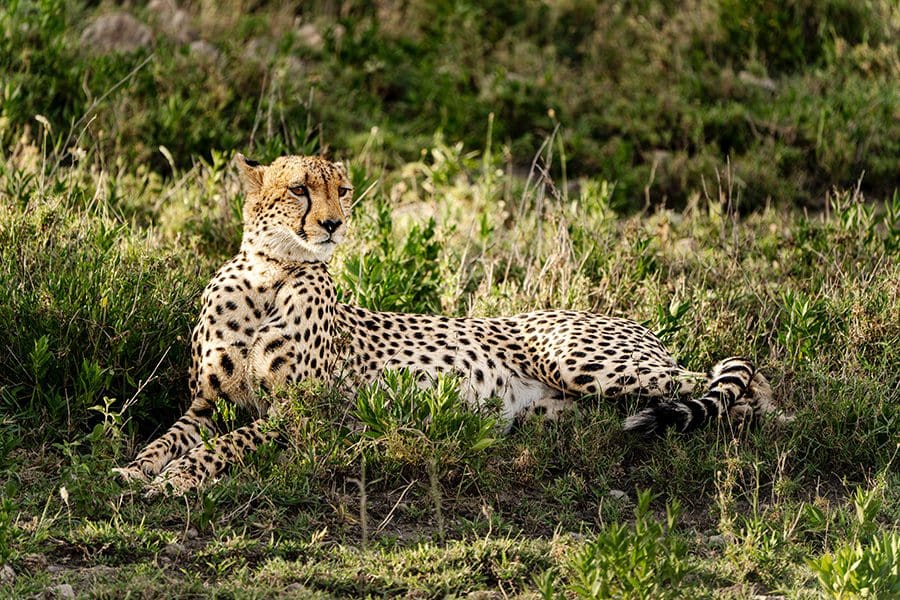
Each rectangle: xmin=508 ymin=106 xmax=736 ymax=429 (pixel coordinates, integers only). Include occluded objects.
xmin=1 ymin=0 xmax=897 ymax=211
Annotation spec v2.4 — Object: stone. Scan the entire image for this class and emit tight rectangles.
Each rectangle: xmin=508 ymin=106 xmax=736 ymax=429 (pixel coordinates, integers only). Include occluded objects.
xmin=80 ymin=14 xmax=153 ymax=54
xmin=0 ymin=564 xmax=15 ymax=584
xmin=46 ymin=583 xmax=75 ymax=599
xmin=189 ymin=40 xmax=220 ymax=63
xmin=608 ymin=489 xmax=628 ymax=501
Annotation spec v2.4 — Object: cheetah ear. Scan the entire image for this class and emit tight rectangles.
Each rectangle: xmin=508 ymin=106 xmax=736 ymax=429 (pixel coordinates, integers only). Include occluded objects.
xmin=235 ymin=153 xmax=265 ymax=194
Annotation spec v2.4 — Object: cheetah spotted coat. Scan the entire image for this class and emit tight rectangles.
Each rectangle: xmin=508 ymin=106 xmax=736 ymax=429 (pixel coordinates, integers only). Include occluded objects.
xmin=114 ymin=154 xmax=780 ymax=496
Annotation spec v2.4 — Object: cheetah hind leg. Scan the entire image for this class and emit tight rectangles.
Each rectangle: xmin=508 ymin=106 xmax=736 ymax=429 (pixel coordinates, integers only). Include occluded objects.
xmin=145 ymin=418 xmax=280 ymax=497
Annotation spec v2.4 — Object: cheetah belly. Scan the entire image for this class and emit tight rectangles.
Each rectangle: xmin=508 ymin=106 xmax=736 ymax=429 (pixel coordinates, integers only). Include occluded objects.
xmin=335 ymin=305 xmax=564 ymax=423
xmin=385 ymin=351 xmax=558 ymax=422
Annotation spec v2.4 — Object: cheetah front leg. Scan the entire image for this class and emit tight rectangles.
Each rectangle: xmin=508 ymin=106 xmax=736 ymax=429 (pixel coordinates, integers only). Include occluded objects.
xmin=145 ymin=418 xmax=280 ymax=497
xmin=113 ymin=398 xmax=216 ymax=483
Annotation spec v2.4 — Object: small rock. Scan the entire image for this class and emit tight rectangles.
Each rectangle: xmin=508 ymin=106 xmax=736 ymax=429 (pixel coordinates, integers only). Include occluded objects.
xmin=189 ymin=40 xmax=220 ymax=63
xmin=185 ymin=527 xmax=199 ymax=539
xmin=706 ymin=534 xmax=726 ymax=548
xmin=0 ymin=564 xmax=15 ymax=584
xmin=296 ymin=23 xmax=324 ymax=51
xmin=673 ymin=237 xmax=699 ymax=258
xmin=284 ymin=583 xmax=309 ymax=594
xmin=23 ymin=552 xmax=48 ymax=571
xmin=46 ymin=583 xmax=75 ymax=599
xmin=738 ymin=71 xmax=777 ymax=93
xmin=164 ymin=542 xmax=187 ymax=558
xmin=80 ymin=13 xmax=153 ymax=54
xmin=244 ymin=37 xmax=278 ymax=63
xmin=608 ymin=489 xmax=628 ymax=501
xmin=148 ymin=0 xmax=197 ymax=44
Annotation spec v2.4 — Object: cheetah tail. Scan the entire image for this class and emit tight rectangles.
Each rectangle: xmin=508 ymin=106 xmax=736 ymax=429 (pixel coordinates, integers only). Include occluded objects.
xmin=622 ymin=357 xmax=760 ymax=435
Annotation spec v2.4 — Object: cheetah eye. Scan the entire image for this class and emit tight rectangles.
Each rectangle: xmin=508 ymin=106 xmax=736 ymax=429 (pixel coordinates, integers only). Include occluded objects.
xmin=338 ymin=186 xmax=353 ymax=198
xmin=288 ymin=184 xmax=308 ymax=198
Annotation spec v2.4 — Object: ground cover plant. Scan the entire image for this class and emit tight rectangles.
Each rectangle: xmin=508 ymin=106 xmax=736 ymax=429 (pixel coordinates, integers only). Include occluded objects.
xmin=1 ymin=0 xmax=898 ymax=597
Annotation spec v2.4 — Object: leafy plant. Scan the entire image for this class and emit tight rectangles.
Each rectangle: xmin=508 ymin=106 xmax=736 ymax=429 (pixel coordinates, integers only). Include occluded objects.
xmin=355 ymin=369 xmax=498 ymax=537
xmin=538 ymin=490 xmax=690 ymax=599
xmin=355 ymin=369 xmax=498 ymax=468
xmin=340 ymin=197 xmax=443 ymax=314
xmin=811 ymin=531 xmax=900 ymax=598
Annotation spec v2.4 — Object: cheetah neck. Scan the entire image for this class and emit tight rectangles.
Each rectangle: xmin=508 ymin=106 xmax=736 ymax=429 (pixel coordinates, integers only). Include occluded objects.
xmin=240 ymin=230 xmax=330 ymax=265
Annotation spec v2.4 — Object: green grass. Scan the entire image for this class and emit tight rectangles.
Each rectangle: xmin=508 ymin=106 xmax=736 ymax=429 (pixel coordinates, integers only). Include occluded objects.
xmin=1 ymin=0 xmax=899 ymax=597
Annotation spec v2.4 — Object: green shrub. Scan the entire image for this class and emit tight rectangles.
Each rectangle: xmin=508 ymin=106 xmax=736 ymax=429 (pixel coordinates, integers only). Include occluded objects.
xmin=0 ymin=164 xmax=203 ymax=438
xmin=538 ymin=491 xmax=691 ymax=599
xmin=339 ymin=196 xmax=443 ymax=314
xmin=355 ymin=369 xmax=498 ymax=470
xmin=810 ymin=488 xmax=900 ymax=598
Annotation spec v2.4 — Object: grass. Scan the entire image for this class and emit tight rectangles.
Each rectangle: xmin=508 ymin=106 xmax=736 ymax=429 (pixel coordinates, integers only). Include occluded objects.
xmin=1 ymin=0 xmax=899 ymax=597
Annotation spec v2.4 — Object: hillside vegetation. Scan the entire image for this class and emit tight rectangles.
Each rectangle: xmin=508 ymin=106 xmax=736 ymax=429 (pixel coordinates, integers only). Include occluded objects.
xmin=0 ymin=0 xmax=898 ymax=597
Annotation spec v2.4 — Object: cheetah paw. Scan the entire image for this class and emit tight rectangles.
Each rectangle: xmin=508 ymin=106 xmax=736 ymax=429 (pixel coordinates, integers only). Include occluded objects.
xmin=112 ymin=464 xmax=151 ymax=484
xmin=145 ymin=466 xmax=205 ymax=498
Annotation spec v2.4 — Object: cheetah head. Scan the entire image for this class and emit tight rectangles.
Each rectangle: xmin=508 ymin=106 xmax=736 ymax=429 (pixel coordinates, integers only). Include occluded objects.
xmin=236 ymin=153 xmax=353 ymax=263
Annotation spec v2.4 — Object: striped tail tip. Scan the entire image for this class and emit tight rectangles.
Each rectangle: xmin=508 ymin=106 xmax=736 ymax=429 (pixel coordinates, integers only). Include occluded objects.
xmin=623 ymin=401 xmax=693 ymax=435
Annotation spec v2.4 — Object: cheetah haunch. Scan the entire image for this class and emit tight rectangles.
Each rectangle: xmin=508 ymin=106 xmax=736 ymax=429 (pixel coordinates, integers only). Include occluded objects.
xmin=114 ymin=154 xmax=781 ymax=496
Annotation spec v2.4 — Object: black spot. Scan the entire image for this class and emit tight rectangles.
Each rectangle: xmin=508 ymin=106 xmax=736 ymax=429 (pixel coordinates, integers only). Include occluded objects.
xmin=573 ymin=374 xmax=593 ymax=385
xmin=220 ymin=354 xmax=235 ymax=376
xmin=616 ymin=375 xmax=637 ymax=387
xmin=270 ymin=356 xmax=287 ymax=371
xmin=226 ymin=320 xmax=240 ymax=331
xmin=264 ymin=339 xmax=285 ymax=353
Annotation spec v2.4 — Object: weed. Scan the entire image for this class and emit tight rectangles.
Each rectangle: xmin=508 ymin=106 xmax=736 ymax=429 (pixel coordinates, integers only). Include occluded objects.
xmin=339 ymin=196 xmax=443 ymax=313
xmin=537 ymin=490 xmax=690 ymax=599
xmin=810 ymin=487 xmax=900 ymax=598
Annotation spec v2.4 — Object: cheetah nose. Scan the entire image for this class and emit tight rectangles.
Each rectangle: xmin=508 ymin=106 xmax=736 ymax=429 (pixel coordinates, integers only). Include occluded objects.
xmin=320 ymin=219 xmax=342 ymax=234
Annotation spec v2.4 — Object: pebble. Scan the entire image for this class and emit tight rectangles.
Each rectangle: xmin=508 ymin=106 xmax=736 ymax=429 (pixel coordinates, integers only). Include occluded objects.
xmin=608 ymin=489 xmax=628 ymax=501
xmin=0 ymin=564 xmax=15 ymax=584
xmin=164 ymin=542 xmax=187 ymax=558
xmin=46 ymin=583 xmax=75 ymax=599
xmin=80 ymin=14 xmax=153 ymax=54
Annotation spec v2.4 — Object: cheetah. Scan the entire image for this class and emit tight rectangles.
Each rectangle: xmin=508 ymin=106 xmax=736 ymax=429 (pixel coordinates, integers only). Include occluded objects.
xmin=114 ymin=154 xmax=781 ymax=496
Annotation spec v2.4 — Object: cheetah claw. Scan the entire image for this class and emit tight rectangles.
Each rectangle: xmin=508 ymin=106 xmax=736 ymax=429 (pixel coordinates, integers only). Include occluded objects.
xmin=146 ymin=467 xmax=204 ymax=498
xmin=112 ymin=465 xmax=151 ymax=484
